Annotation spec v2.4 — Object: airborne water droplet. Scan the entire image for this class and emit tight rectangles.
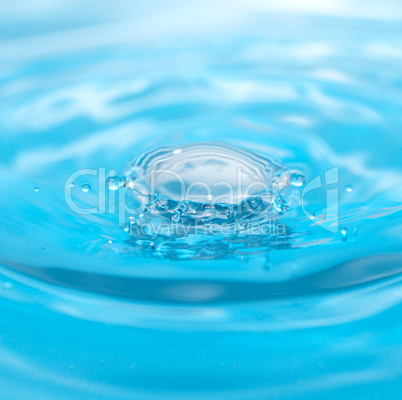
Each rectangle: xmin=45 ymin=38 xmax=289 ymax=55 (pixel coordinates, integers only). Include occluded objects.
xmin=106 ymin=176 xmax=123 ymax=191
xmin=273 ymin=195 xmax=289 ymax=212
xmin=340 ymin=227 xmax=348 ymax=241
xmin=171 ymin=211 xmax=181 ymax=223
xmin=225 ymin=208 xmax=237 ymax=219
xmin=156 ymin=195 xmax=170 ymax=210
xmin=81 ymin=184 xmax=90 ymax=193
xmin=260 ymin=189 xmax=276 ymax=204
xmin=290 ymin=173 xmax=305 ymax=187
xmin=34 ymin=187 xmax=40 ymax=192
xmin=345 ymin=185 xmax=353 ymax=192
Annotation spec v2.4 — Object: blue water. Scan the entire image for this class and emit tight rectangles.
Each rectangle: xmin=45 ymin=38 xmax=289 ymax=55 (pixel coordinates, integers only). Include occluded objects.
xmin=1 ymin=2 xmax=402 ymax=399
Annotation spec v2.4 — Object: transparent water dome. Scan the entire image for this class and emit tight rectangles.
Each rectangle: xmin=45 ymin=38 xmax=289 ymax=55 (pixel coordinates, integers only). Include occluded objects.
xmin=128 ymin=142 xmax=285 ymax=203
xmin=124 ymin=142 xmax=298 ymax=219
xmin=118 ymin=143 xmax=303 ymax=259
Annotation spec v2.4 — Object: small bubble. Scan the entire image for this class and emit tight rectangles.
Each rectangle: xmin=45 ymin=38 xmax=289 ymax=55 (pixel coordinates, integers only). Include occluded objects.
xmin=156 ymin=195 xmax=170 ymax=210
xmin=171 ymin=211 xmax=181 ymax=223
xmin=69 ymin=182 xmax=74 ymax=188
xmin=123 ymin=225 xmax=129 ymax=232
xmin=127 ymin=179 xmax=136 ymax=189
xmin=34 ymin=187 xmax=40 ymax=192
xmin=345 ymin=185 xmax=353 ymax=192
xmin=81 ymin=184 xmax=90 ymax=193
xmin=225 ymin=208 xmax=237 ymax=219
xmin=273 ymin=195 xmax=289 ymax=212
xmin=138 ymin=211 xmax=144 ymax=218
xmin=248 ymin=196 xmax=263 ymax=210
xmin=108 ymin=240 xmax=113 ymax=244
xmin=340 ymin=227 xmax=348 ymax=241
xmin=106 ymin=176 xmax=123 ymax=191
xmin=260 ymin=189 xmax=276 ymax=204
xmin=177 ymin=202 xmax=187 ymax=213
xmin=290 ymin=173 xmax=305 ymax=187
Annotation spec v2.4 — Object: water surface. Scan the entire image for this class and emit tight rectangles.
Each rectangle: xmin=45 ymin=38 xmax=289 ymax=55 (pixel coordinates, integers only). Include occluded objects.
xmin=0 ymin=2 xmax=402 ymax=399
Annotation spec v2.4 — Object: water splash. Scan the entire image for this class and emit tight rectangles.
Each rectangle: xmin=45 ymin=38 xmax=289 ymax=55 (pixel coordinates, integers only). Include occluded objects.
xmin=108 ymin=143 xmax=304 ymax=259
xmin=1 ymin=5 xmax=402 ymax=400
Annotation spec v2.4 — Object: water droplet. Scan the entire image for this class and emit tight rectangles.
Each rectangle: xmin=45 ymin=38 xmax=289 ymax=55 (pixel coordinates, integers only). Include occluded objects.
xmin=126 ymin=179 xmax=136 ymax=189
xmin=156 ymin=195 xmax=170 ymax=210
xmin=34 ymin=187 xmax=39 ymax=192
xmin=273 ymin=195 xmax=289 ymax=212
xmin=171 ymin=211 xmax=181 ymax=223
xmin=123 ymin=225 xmax=129 ymax=232
xmin=260 ymin=189 xmax=276 ymax=204
xmin=247 ymin=196 xmax=263 ymax=210
xmin=138 ymin=211 xmax=144 ymax=218
xmin=81 ymin=184 xmax=90 ymax=193
xmin=106 ymin=176 xmax=123 ymax=191
xmin=69 ymin=182 xmax=74 ymax=188
xmin=290 ymin=173 xmax=305 ymax=187
xmin=345 ymin=185 xmax=353 ymax=192
xmin=340 ymin=227 xmax=348 ymax=241
xmin=108 ymin=240 xmax=113 ymax=244
xmin=225 ymin=208 xmax=237 ymax=219
xmin=177 ymin=202 xmax=187 ymax=213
